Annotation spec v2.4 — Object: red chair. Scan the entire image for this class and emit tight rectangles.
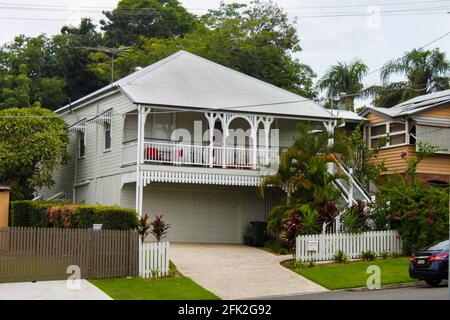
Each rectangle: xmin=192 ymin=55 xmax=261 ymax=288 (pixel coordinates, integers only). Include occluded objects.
xmin=145 ymin=147 xmax=159 ymax=160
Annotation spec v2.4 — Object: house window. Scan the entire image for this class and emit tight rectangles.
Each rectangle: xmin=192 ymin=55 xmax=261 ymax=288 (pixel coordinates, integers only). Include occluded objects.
xmin=104 ymin=122 xmax=111 ymax=151
xmin=369 ymin=122 xmax=407 ymax=149
xmin=78 ymin=131 xmax=86 ymax=158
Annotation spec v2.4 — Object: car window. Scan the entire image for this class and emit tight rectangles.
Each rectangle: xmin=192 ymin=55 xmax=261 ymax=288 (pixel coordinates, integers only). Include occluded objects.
xmin=426 ymin=240 xmax=449 ymax=251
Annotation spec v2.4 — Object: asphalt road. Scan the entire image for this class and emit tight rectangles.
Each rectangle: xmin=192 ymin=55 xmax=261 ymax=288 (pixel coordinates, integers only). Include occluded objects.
xmin=265 ymin=282 xmax=449 ymax=300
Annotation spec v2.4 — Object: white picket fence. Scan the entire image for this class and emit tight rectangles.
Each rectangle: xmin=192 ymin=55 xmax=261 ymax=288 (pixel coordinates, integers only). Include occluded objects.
xmin=139 ymin=241 xmax=170 ymax=278
xmin=296 ymin=230 xmax=402 ymax=262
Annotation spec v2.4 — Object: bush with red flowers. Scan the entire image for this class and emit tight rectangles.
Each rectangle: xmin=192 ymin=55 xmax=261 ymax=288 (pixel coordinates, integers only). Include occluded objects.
xmin=376 ymin=174 xmax=449 ymax=254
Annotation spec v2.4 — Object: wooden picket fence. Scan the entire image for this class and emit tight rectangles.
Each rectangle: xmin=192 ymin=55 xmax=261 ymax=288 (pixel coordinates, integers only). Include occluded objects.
xmin=296 ymin=230 xmax=402 ymax=262
xmin=139 ymin=241 xmax=170 ymax=278
xmin=0 ymin=227 xmax=138 ymax=283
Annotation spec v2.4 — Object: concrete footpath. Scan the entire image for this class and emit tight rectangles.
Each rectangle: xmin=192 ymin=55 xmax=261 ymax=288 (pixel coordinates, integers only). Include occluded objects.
xmin=0 ymin=280 xmax=112 ymax=300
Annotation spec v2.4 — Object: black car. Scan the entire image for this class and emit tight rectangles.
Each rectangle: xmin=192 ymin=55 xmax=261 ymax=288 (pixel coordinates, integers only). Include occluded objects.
xmin=409 ymin=240 xmax=449 ymax=286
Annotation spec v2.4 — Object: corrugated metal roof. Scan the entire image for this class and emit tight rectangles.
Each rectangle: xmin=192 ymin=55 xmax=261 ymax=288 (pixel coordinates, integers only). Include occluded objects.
xmin=362 ymin=89 xmax=450 ymax=118
xmin=57 ymin=50 xmax=351 ymax=120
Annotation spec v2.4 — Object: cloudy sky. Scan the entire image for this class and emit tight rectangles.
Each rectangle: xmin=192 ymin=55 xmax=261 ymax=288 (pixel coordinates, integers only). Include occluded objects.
xmin=0 ymin=0 xmax=449 ymax=101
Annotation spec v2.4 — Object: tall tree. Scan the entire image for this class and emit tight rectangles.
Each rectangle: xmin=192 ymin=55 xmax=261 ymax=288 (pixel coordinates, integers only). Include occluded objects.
xmin=0 ymin=35 xmax=67 ymax=110
xmin=316 ymin=59 xmax=368 ymax=111
xmin=367 ymin=48 xmax=450 ymax=107
xmin=90 ymin=0 xmax=317 ymax=98
xmin=100 ymin=0 xmax=198 ymax=47
xmin=0 ymin=106 xmax=69 ymax=200
xmin=52 ymin=18 xmax=107 ymax=103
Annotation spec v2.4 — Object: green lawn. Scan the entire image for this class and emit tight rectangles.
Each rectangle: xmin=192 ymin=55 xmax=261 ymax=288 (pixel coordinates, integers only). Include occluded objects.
xmin=294 ymin=257 xmax=416 ymax=290
xmin=89 ymin=277 xmax=220 ymax=300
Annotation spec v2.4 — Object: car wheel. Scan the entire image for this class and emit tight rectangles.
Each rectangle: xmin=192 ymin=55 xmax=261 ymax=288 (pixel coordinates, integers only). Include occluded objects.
xmin=425 ymin=279 xmax=441 ymax=287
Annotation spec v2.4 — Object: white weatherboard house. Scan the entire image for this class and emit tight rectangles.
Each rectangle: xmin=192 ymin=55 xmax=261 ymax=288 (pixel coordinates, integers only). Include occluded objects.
xmin=40 ymin=51 xmax=362 ymax=243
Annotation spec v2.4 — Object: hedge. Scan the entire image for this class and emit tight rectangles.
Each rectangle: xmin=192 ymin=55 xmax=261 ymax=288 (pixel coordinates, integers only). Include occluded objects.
xmin=10 ymin=200 xmax=66 ymax=227
xmin=10 ymin=201 xmax=139 ymax=230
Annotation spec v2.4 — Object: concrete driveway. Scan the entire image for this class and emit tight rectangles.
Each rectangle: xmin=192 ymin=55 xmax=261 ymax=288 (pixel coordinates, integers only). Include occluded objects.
xmin=0 ymin=280 xmax=111 ymax=300
xmin=171 ymin=243 xmax=327 ymax=299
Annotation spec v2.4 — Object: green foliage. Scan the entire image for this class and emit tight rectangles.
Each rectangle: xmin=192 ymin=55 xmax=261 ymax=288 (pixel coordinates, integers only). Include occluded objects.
xmin=368 ymin=200 xmax=392 ymax=231
xmin=380 ymin=251 xmax=391 ymax=259
xmin=376 ymin=174 xmax=449 ymax=254
xmin=365 ymin=48 xmax=450 ymax=107
xmin=406 ymin=141 xmax=441 ymax=176
xmin=343 ymin=124 xmax=386 ymax=190
xmin=100 ymin=0 xmax=198 ymax=47
xmin=316 ymin=59 xmax=368 ymax=110
xmin=340 ymin=199 xmax=369 ymax=233
xmin=10 ymin=200 xmax=66 ymax=227
xmin=10 ymin=201 xmax=139 ymax=230
xmin=264 ymin=239 xmax=288 ymax=255
xmin=90 ymin=0 xmax=317 ymax=98
xmin=266 ymin=205 xmax=291 ymax=238
xmin=333 ymin=250 xmax=348 ymax=264
xmin=298 ymin=205 xmax=322 ymax=235
xmin=76 ymin=205 xmax=139 ymax=230
xmin=261 ymin=123 xmax=350 ymax=207
xmin=0 ymin=107 xmax=69 ymax=200
xmin=360 ymin=250 xmax=376 ymax=261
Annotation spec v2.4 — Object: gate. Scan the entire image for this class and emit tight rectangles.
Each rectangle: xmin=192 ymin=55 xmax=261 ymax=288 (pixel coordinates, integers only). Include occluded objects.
xmin=0 ymin=227 xmax=138 ymax=283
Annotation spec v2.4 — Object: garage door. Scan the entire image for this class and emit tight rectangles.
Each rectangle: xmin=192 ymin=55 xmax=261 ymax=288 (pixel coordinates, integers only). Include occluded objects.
xmin=141 ymin=183 xmax=265 ymax=243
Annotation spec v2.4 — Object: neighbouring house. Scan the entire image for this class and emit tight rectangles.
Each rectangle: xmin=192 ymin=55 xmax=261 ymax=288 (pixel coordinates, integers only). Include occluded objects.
xmin=360 ymin=90 xmax=450 ymax=186
xmin=39 ymin=50 xmax=362 ymax=243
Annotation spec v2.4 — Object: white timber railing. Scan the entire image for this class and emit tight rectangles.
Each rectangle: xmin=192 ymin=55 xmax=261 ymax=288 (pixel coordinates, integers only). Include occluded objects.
xmin=296 ymin=230 xmax=402 ymax=262
xmin=122 ymin=139 xmax=280 ymax=170
xmin=139 ymin=241 xmax=170 ymax=279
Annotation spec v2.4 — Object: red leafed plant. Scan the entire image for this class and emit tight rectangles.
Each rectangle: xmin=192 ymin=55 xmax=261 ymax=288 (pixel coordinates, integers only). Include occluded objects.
xmin=150 ymin=215 xmax=171 ymax=242
xmin=280 ymin=211 xmax=303 ymax=256
xmin=138 ymin=213 xmax=151 ymax=243
xmin=317 ymin=200 xmax=339 ymax=233
xmin=48 ymin=205 xmax=77 ymax=228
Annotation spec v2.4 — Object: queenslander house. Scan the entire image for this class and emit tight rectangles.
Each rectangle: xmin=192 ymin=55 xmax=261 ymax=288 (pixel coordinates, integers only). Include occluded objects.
xmin=360 ymin=90 xmax=450 ymax=187
xmin=39 ymin=51 xmax=363 ymax=243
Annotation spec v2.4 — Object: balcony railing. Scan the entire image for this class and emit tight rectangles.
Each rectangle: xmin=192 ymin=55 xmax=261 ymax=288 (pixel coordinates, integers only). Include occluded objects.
xmin=122 ymin=140 xmax=279 ymax=170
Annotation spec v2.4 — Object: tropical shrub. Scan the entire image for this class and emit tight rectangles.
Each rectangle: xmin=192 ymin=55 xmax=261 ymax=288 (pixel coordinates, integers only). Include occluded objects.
xmin=138 ymin=213 xmax=151 ymax=242
xmin=264 ymin=239 xmax=288 ymax=255
xmin=298 ymin=205 xmax=322 ymax=235
xmin=380 ymin=251 xmax=390 ymax=259
xmin=280 ymin=211 xmax=303 ymax=255
xmin=150 ymin=214 xmax=171 ymax=242
xmin=266 ymin=205 xmax=290 ymax=238
xmin=360 ymin=250 xmax=376 ymax=261
xmin=317 ymin=200 xmax=339 ymax=233
xmin=367 ymin=199 xmax=392 ymax=231
xmin=340 ymin=199 xmax=369 ymax=233
xmin=376 ymin=174 xmax=449 ymax=254
xmin=48 ymin=205 xmax=78 ymax=228
xmin=333 ymin=250 xmax=348 ymax=263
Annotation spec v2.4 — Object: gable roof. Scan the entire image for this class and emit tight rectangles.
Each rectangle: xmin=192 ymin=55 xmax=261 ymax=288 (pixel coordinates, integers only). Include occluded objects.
xmin=57 ymin=50 xmax=359 ymax=121
xmin=360 ymin=89 xmax=450 ymax=119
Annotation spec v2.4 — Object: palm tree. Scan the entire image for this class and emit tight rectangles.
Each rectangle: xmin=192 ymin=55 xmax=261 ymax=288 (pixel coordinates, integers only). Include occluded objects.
xmin=260 ymin=124 xmax=350 ymax=207
xmin=366 ymin=48 xmax=450 ymax=107
xmin=316 ymin=59 xmax=368 ymax=111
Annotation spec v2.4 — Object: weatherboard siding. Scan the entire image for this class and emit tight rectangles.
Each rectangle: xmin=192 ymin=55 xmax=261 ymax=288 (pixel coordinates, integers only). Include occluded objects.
xmin=369 ymin=145 xmax=414 ymax=174
xmin=366 ymin=112 xmax=389 ymax=124
xmin=416 ymin=154 xmax=450 ymax=176
xmin=416 ymin=103 xmax=450 ymax=119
